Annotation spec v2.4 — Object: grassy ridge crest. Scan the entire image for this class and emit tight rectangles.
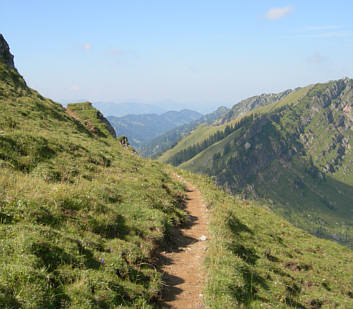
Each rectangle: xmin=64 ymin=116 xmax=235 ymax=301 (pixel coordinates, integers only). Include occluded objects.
xmin=0 ymin=61 xmax=189 ymax=307
xmin=164 ymin=79 xmax=353 ymax=249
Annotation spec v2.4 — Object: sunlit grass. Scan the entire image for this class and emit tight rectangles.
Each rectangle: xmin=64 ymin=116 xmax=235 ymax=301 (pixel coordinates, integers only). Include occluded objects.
xmin=178 ymin=169 xmax=353 ymax=308
xmin=0 ymin=65 xmax=189 ymax=307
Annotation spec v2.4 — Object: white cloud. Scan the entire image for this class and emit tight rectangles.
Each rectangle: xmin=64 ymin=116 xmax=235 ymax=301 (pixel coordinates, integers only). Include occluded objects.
xmin=82 ymin=43 xmax=92 ymax=50
xmin=265 ymin=6 xmax=294 ymax=20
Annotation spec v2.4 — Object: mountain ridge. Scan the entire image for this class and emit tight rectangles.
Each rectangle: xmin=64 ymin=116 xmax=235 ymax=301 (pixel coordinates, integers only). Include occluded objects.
xmin=215 ymin=88 xmax=294 ymax=125
xmin=0 ymin=34 xmax=189 ymax=307
xmin=161 ymin=79 xmax=353 ymax=248
xmin=1 ymin=34 xmax=353 ymax=308
xmin=91 ymin=101 xmax=168 ymax=117
xmin=139 ymin=106 xmax=229 ymax=158
xmin=107 ymin=109 xmax=202 ymax=147
xmin=158 ymin=89 xmax=300 ymax=164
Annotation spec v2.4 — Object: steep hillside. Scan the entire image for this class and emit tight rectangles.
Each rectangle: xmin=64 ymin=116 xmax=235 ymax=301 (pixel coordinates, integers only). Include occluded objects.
xmin=165 ymin=80 xmax=353 ymax=248
xmin=180 ymin=170 xmax=353 ymax=308
xmin=139 ymin=106 xmax=229 ymax=158
xmin=107 ymin=109 xmax=202 ymax=147
xmin=215 ymin=88 xmax=293 ymax=125
xmin=2 ymin=34 xmax=353 ymax=308
xmin=0 ymin=35 xmax=188 ymax=308
xmin=159 ymin=89 xmax=295 ymax=165
xmin=158 ymin=124 xmax=222 ymax=164
xmin=66 ymin=102 xmax=117 ymax=138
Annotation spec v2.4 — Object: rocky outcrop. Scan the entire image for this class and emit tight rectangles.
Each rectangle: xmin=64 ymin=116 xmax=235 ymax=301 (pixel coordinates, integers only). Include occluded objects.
xmin=216 ymin=89 xmax=293 ymax=125
xmin=66 ymin=102 xmax=117 ymax=138
xmin=117 ymin=136 xmax=130 ymax=147
xmin=0 ymin=34 xmax=15 ymax=69
xmin=117 ymin=136 xmax=137 ymax=153
xmin=97 ymin=110 xmax=116 ymax=138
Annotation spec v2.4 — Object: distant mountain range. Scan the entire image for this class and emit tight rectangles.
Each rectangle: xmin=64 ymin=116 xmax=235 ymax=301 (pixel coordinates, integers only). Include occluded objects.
xmin=139 ymin=106 xmax=229 ymax=158
xmin=2 ymin=33 xmax=353 ymax=308
xmin=92 ymin=102 xmax=168 ymax=117
xmin=107 ymin=109 xmax=203 ymax=147
xmin=157 ymin=91 xmax=290 ymax=164
xmin=159 ymin=79 xmax=353 ymax=249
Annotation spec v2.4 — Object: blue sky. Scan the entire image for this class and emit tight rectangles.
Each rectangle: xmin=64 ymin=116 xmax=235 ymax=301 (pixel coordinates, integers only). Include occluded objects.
xmin=1 ymin=1 xmax=353 ymax=112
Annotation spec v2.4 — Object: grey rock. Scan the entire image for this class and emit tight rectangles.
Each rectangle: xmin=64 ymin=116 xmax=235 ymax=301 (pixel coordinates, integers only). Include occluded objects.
xmin=0 ymin=34 xmax=15 ymax=69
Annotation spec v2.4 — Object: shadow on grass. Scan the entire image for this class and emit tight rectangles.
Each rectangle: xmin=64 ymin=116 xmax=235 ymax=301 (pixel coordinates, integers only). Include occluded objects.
xmin=228 ymin=243 xmax=259 ymax=265
xmin=31 ymin=241 xmax=79 ymax=272
xmin=91 ymin=214 xmax=129 ymax=239
xmin=0 ymin=212 xmax=13 ymax=224
xmin=284 ymin=297 xmax=307 ymax=309
xmin=227 ymin=215 xmax=254 ymax=236
xmin=230 ymin=265 xmax=269 ymax=305
xmin=227 ymin=216 xmax=259 ymax=265
xmin=31 ymin=238 xmax=102 ymax=272
xmin=0 ymin=284 xmax=22 ymax=308
xmin=0 ymin=134 xmax=56 ymax=172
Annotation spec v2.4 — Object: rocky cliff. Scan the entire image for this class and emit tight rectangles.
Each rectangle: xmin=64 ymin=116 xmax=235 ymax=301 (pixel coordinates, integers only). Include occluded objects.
xmin=0 ymin=34 xmax=15 ymax=69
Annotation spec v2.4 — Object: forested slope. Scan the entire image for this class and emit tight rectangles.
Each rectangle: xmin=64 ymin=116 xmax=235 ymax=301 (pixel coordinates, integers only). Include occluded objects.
xmin=163 ymin=80 xmax=353 ymax=248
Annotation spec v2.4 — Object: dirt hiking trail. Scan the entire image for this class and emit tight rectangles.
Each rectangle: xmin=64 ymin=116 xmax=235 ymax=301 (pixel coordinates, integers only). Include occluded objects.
xmin=157 ymin=177 xmax=209 ymax=308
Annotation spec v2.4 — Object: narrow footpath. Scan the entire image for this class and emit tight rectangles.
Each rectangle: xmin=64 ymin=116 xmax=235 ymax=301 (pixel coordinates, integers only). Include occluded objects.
xmin=158 ymin=178 xmax=209 ymax=308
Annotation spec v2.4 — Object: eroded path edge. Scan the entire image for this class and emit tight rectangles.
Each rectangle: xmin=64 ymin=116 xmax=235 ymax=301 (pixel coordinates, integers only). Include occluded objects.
xmin=157 ymin=176 xmax=209 ymax=309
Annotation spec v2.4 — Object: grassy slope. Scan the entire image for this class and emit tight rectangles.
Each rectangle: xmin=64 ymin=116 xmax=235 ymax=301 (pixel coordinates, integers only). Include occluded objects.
xmin=250 ymin=86 xmax=313 ymax=115
xmin=0 ymin=62 xmax=188 ymax=308
xmin=66 ymin=102 xmax=115 ymax=138
xmin=2 ymin=43 xmax=353 ymax=308
xmin=179 ymin=86 xmax=313 ymax=171
xmin=159 ymin=125 xmax=221 ymax=163
xmin=215 ymin=89 xmax=293 ymax=125
xmin=138 ymin=106 xmax=229 ymax=158
xmin=175 ymin=80 xmax=353 ymax=249
xmin=179 ymin=128 xmax=237 ymax=171
xmin=161 ymin=87 xmax=312 ymax=168
xmin=179 ymin=170 xmax=353 ymax=308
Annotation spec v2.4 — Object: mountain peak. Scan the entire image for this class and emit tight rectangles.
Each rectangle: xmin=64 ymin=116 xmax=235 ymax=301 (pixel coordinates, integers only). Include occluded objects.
xmin=0 ymin=34 xmax=15 ymax=69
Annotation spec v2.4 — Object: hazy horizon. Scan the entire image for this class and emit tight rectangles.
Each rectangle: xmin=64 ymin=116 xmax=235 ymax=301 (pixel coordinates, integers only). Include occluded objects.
xmin=1 ymin=1 xmax=352 ymax=113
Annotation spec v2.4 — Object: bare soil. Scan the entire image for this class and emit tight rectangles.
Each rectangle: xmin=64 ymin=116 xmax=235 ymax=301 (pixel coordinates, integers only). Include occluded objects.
xmin=157 ymin=179 xmax=209 ymax=308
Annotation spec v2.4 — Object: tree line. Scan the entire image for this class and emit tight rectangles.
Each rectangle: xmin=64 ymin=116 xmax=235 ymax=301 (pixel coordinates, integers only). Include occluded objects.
xmin=167 ymin=114 xmax=254 ymax=166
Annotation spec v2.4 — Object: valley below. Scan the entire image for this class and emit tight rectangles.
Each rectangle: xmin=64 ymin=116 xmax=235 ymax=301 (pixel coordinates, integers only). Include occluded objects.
xmin=1 ymin=33 xmax=353 ymax=308
xmin=160 ymin=79 xmax=353 ymax=250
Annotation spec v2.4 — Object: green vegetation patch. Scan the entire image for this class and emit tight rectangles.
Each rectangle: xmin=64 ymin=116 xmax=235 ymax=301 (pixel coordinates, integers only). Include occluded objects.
xmin=180 ymin=170 xmax=353 ymax=308
xmin=0 ymin=64 xmax=188 ymax=307
xmin=169 ymin=79 xmax=353 ymax=249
